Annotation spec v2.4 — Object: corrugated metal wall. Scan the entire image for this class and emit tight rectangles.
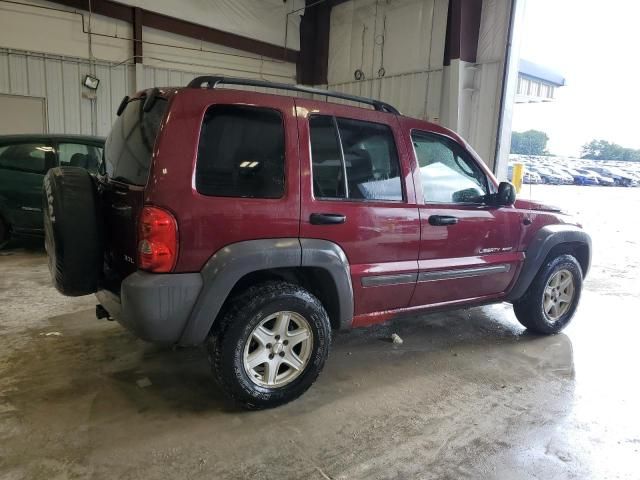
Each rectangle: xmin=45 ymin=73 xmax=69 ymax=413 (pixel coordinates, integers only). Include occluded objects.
xmin=0 ymin=47 xmax=446 ymax=138
xmin=0 ymin=48 xmax=134 ymax=137
xmin=327 ymin=71 xmax=443 ymax=120
xmin=0 ymin=49 xmax=134 ymax=135
xmin=327 ymin=0 xmax=447 ymax=121
xmin=0 ymin=48 xmax=299 ymax=137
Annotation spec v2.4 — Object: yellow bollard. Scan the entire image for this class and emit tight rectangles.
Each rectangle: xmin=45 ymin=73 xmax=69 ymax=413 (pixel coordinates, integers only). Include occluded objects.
xmin=512 ymin=162 xmax=524 ymax=193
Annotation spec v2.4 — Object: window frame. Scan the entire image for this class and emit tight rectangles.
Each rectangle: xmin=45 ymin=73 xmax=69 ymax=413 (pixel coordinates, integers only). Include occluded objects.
xmin=308 ymin=113 xmax=406 ymax=204
xmin=194 ymin=103 xmax=287 ymax=200
xmin=410 ymin=129 xmax=491 ymax=206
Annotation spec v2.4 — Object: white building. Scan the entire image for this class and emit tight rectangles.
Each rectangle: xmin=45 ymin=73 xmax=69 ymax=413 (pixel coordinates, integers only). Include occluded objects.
xmin=515 ymin=59 xmax=565 ymax=103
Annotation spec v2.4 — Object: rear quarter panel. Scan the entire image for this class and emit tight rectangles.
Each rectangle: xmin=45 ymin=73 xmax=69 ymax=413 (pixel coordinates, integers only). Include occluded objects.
xmin=145 ymin=89 xmax=301 ymax=272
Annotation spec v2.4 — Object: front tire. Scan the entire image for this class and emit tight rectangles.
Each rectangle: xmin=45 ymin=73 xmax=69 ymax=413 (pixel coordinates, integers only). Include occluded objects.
xmin=513 ymin=254 xmax=583 ymax=334
xmin=207 ymin=281 xmax=332 ymax=409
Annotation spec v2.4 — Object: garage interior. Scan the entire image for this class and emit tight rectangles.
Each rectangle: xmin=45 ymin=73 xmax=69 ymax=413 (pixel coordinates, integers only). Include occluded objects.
xmin=1 ymin=0 xmax=638 ymax=479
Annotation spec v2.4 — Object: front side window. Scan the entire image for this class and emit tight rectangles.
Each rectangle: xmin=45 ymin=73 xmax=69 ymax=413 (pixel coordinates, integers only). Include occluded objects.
xmin=196 ymin=105 xmax=285 ymax=199
xmin=0 ymin=143 xmax=52 ymax=173
xmin=309 ymin=115 xmax=403 ymax=202
xmin=58 ymin=143 xmax=103 ymax=172
xmin=412 ymin=131 xmax=488 ymax=203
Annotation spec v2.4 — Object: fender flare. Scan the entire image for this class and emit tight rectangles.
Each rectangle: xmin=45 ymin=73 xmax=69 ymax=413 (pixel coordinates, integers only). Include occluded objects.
xmin=178 ymin=238 xmax=354 ymax=345
xmin=507 ymin=224 xmax=591 ymax=302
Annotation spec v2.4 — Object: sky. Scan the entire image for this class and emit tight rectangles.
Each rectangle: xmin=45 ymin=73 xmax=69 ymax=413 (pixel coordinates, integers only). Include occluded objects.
xmin=511 ymin=0 xmax=640 ymax=157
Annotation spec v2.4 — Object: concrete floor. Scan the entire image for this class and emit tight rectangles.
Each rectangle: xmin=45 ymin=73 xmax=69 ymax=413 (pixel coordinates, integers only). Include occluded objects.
xmin=1 ymin=185 xmax=639 ymax=479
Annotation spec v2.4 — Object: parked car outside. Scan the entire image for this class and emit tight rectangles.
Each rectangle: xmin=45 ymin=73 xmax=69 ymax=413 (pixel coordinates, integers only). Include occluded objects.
xmin=529 ymin=166 xmax=565 ymax=185
xmin=0 ymin=134 xmax=104 ymax=246
xmin=44 ymin=78 xmax=591 ymax=409
xmin=546 ymin=166 xmax=574 ymax=185
xmin=619 ymin=169 xmax=640 ymax=185
xmin=523 ymin=170 xmax=542 ymax=184
xmin=507 ymin=165 xmax=541 ymax=184
xmin=581 ymin=168 xmax=616 ymax=186
xmin=565 ymin=168 xmax=599 ymax=185
xmin=588 ymin=166 xmax=636 ymax=187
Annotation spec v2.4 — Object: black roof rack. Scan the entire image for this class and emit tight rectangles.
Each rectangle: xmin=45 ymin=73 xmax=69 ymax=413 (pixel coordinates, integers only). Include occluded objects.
xmin=187 ymin=76 xmax=400 ymax=115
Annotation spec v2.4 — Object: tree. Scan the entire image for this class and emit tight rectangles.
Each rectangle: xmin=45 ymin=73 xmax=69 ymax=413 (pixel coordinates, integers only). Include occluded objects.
xmin=581 ymin=139 xmax=640 ymax=162
xmin=510 ymin=130 xmax=549 ymax=156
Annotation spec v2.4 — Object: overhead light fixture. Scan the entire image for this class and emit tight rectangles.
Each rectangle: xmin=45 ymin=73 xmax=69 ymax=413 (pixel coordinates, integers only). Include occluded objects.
xmin=83 ymin=74 xmax=100 ymax=90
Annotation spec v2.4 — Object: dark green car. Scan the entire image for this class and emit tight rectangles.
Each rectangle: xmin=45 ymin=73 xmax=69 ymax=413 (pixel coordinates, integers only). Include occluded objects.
xmin=0 ymin=134 xmax=104 ymax=246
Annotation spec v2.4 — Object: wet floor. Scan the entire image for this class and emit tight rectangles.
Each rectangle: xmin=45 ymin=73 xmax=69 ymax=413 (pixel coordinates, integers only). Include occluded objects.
xmin=1 ymin=185 xmax=639 ymax=479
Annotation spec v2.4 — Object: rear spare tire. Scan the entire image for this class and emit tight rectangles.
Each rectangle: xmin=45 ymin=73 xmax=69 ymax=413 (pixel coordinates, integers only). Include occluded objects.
xmin=43 ymin=167 xmax=103 ymax=296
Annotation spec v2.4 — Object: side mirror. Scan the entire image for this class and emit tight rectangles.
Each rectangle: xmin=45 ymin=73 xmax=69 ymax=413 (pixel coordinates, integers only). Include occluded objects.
xmin=495 ymin=181 xmax=516 ymax=206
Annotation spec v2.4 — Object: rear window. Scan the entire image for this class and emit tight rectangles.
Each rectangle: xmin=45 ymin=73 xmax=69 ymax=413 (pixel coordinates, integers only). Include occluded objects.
xmin=0 ymin=143 xmax=51 ymax=173
xmin=195 ymin=105 xmax=285 ymax=198
xmin=104 ymin=97 xmax=167 ymax=186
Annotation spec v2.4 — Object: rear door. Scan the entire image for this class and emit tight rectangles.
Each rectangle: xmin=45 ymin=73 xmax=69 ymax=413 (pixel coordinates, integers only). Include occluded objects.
xmin=404 ymin=126 xmax=523 ymax=307
xmin=100 ymin=96 xmax=168 ymax=279
xmin=0 ymin=140 xmax=54 ymax=233
xmin=295 ymin=99 xmax=420 ymax=325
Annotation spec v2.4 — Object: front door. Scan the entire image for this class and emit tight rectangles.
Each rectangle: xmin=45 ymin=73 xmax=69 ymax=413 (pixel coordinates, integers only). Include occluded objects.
xmin=295 ymin=99 xmax=420 ymax=326
xmin=404 ymin=125 xmax=523 ymax=307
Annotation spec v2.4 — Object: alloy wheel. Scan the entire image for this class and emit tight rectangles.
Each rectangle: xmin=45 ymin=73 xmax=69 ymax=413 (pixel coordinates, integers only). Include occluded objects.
xmin=243 ymin=311 xmax=313 ymax=388
xmin=542 ymin=269 xmax=575 ymax=321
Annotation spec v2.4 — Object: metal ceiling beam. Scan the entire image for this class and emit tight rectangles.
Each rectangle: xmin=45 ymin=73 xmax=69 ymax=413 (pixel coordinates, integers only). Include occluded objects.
xmin=444 ymin=0 xmax=483 ymax=65
xmin=132 ymin=6 xmax=142 ymax=64
xmin=297 ymin=0 xmax=330 ymax=84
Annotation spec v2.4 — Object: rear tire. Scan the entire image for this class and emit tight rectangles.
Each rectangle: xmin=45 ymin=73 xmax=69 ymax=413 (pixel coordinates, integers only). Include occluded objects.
xmin=513 ymin=254 xmax=583 ymax=334
xmin=43 ymin=167 xmax=103 ymax=296
xmin=207 ymin=281 xmax=331 ymax=409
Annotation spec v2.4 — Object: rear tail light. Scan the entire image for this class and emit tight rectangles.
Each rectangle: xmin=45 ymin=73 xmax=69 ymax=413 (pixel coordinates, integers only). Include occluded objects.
xmin=137 ymin=206 xmax=178 ymax=273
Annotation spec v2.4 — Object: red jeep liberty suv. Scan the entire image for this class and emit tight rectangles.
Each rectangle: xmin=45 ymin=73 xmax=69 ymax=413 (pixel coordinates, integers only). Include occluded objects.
xmin=44 ymin=77 xmax=591 ymax=409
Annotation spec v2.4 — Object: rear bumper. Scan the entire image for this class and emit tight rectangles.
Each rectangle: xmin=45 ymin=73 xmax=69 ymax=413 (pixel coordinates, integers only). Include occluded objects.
xmin=96 ymin=271 xmax=203 ymax=345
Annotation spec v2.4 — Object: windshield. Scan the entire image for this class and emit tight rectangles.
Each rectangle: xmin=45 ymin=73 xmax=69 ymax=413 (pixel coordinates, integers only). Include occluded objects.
xmin=103 ymin=97 xmax=167 ymax=186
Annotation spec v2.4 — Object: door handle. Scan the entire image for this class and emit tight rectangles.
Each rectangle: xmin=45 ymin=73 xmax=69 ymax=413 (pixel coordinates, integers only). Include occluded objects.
xmin=310 ymin=213 xmax=346 ymax=225
xmin=428 ymin=215 xmax=458 ymax=226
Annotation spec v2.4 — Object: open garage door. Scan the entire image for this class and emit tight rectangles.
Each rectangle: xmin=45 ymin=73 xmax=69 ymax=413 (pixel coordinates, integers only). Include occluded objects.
xmin=0 ymin=94 xmax=46 ymax=135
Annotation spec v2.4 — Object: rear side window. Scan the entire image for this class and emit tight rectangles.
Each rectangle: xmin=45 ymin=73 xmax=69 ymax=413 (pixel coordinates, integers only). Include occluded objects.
xmin=309 ymin=115 xmax=403 ymax=201
xmin=309 ymin=116 xmax=344 ymax=198
xmin=196 ymin=105 xmax=285 ymax=199
xmin=104 ymin=97 xmax=167 ymax=186
xmin=0 ymin=143 xmax=52 ymax=173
